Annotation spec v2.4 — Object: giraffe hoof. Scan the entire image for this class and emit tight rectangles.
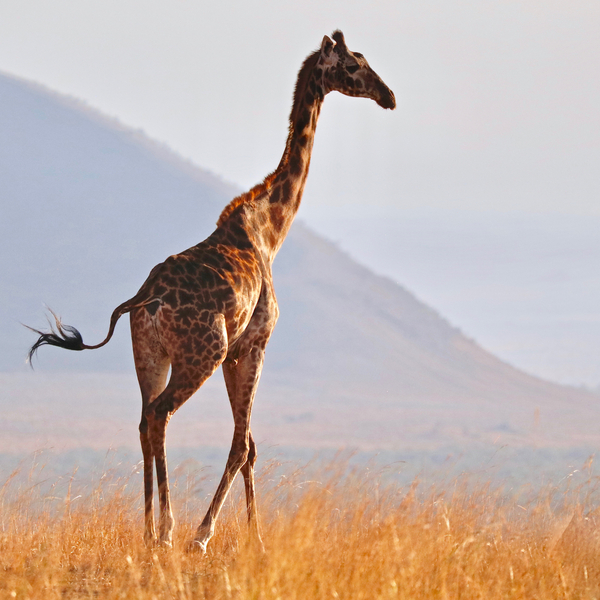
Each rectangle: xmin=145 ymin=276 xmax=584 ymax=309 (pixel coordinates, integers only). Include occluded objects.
xmin=158 ymin=539 xmax=173 ymax=549
xmin=186 ymin=540 xmax=207 ymax=554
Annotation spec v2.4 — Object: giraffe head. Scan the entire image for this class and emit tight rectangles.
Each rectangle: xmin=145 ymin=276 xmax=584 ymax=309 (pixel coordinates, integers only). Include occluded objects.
xmin=319 ymin=30 xmax=396 ymax=110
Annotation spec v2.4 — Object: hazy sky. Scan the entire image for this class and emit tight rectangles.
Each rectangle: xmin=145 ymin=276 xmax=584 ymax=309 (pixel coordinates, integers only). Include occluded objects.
xmin=1 ymin=0 xmax=599 ymax=216
xmin=2 ymin=1 xmax=600 ymax=387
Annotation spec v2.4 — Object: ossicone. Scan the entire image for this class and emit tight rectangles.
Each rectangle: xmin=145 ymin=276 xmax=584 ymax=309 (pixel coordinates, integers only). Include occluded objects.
xmin=320 ymin=35 xmax=334 ymax=57
xmin=331 ymin=30 xmax=347 ymax=53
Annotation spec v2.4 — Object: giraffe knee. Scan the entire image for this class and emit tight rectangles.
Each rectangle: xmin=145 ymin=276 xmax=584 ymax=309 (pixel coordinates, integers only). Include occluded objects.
xmin=247 ymin=438 xmax=257 ymax=467
xmin=229 ymin=444 xmax=250 ymax=471
xmin=238 ymin=448 xmax=250 ymax=469
xmin=154 ymin=398 xmax=174 ymax=418
xmin=145 ymin=397 xmax=174 ymax=420
xmin=139 ymin=415 xmax=148 ymax=435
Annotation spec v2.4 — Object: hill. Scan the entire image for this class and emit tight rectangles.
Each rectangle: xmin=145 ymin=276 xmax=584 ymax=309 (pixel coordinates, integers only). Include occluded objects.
xmin=1 ymin=71 xmax=598 ymax=453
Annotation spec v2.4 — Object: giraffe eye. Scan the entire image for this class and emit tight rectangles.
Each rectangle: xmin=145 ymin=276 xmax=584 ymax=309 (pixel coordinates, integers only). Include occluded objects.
xmin=346 ymin=64 xmax=359 ymax=74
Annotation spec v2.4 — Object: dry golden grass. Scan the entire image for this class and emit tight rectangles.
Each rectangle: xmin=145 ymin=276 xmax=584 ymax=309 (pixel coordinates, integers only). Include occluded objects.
xmin=1 ymin=458 xmax=600 ymax=599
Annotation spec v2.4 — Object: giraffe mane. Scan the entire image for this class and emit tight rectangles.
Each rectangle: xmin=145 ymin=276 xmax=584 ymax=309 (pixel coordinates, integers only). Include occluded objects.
xmin=216 ymin=173 xmax=277 ymax=226
xmin=217 ymin=49 xmax=321 ymax=227
xmin=289 ymin=49 xmax=320 ymax=126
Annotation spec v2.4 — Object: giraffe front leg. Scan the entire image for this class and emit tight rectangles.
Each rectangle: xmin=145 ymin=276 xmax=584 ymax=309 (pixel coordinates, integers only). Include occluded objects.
xmin=190 ymin=434 xmax=252 ymax=553
xmin=241 ymin=430 xmax=264 ymax=552
xmin=223 ymin=361 xmax=264 ymax=550
xmin=190 ymin=347 xmax=265 ymax=553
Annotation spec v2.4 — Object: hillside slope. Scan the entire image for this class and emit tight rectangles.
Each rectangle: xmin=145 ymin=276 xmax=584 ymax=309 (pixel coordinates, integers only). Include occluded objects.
xmin=1 ymin=71 xmax=598 ymax=451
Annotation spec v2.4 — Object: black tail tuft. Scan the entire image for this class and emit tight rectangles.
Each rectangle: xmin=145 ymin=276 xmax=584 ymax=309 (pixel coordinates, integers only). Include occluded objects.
xmin=25 ymin=309 xmax=85 ymax=366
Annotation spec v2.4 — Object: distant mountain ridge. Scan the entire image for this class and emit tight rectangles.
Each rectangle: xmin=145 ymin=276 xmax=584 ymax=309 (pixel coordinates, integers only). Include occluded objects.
xmin=2 ymin=70 xmax=598 ymax=451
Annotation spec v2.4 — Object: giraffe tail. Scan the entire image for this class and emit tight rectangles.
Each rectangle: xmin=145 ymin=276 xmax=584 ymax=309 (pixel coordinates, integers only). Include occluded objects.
xmin=25 ymin=295 xmax=153 ymax=366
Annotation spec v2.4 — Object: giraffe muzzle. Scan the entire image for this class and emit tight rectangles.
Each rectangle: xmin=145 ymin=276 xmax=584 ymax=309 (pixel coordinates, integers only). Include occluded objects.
xmin=377 ymin=83 xmax=396 ymax=110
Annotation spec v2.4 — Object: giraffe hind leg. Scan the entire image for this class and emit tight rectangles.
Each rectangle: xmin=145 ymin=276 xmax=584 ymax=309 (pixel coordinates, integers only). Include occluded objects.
xmin=131 ymin=308 xmax=171 ymax=546
xmin=136 ymin=366 xmax=170 ymax=546
xmin=145 ymin=355 xmax=228 ymax=547
xmin=140 ymin=416 xmax=159 ymax=546
xmin=141 ymin=313 xmax=229 ymax=547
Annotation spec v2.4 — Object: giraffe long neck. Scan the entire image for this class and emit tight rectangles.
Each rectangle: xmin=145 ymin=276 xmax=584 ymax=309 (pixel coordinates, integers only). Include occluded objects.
xmin=218 ymin=51 xmax=326 ymax=264
xmin=259 ymin=56 xmax=324 ymax=256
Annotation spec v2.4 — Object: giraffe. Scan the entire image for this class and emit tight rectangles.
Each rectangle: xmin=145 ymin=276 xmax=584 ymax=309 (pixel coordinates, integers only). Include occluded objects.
xmin=27 ymin=30 xmax=395 ymax=552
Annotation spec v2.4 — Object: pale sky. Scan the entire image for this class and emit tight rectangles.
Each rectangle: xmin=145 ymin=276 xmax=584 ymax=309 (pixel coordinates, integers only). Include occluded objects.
xmin=1 ymin=0 xmax=599 ymax=215
xmin=2 ymin=1 xmax=600 ymax=386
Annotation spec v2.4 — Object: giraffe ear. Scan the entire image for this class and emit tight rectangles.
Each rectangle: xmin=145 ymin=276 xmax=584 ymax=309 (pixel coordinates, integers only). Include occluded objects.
xmin=331 ymin=30 xmax=347 ymax=54
xmin=320 ymin=35 xmax=334 ymax=58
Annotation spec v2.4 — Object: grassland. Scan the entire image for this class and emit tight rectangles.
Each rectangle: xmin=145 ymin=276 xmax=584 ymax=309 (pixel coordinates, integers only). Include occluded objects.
xmin=1 ymin=458 xmax=600 ymax=599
